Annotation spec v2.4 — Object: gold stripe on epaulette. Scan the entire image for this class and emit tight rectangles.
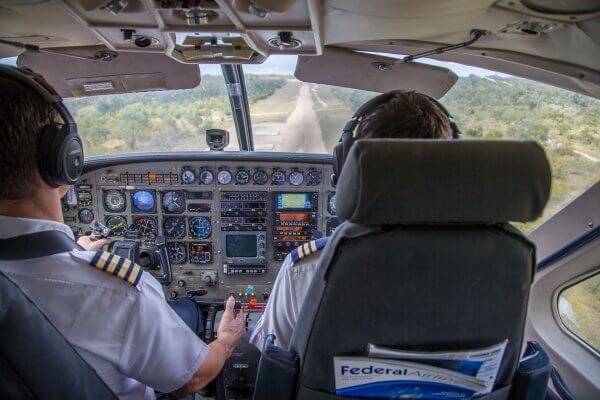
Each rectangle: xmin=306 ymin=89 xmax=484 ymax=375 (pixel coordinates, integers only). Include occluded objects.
xmin=96 ymin=251 xmax=110 ymax=269
xmin=302 ymin=242 xmax=310 ymax=257
xmin=309 ymin=240 xmax=317 ymax=253
xmin=128 ymin=263 xmax=142 ymax=285
xmin=89 ymin=251 xmax=143 ymax=288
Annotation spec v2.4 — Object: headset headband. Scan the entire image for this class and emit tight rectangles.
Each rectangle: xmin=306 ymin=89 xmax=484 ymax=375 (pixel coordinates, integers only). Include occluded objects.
xmin=0 ymin=65 xmax=76 ymax=131
xmin=331 ymin=90 xmax=460 ymax=186
xmin=0 ymin=65 xmax=82 ymax=187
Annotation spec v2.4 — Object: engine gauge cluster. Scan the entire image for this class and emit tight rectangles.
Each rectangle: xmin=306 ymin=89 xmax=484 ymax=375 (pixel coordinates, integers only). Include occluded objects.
xmin=235 ymin=168 xmax=251 ymax=185
xmin=217 ymin=169 xmax=232 ymax=185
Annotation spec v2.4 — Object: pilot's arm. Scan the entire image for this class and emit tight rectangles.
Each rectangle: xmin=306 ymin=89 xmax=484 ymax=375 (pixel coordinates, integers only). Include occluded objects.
xmin=118 ymin=272 xmax=244 ymax=396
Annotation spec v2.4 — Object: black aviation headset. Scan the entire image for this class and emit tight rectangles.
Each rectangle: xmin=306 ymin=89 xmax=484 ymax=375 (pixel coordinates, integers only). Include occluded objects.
xmin=332 ymin=90 xmax=461 ymax=185
xmin=0 ymin=65 xmax=84 ymax=187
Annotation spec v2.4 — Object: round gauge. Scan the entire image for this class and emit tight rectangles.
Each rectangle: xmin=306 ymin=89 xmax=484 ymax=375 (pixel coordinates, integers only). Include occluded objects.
xmin=188 ymin=216 xmax=212 ymax=239
xmin=217 ymin=169 xmax=232 ymax=185
xmin=106 ymin=215 xmax=127 ymax=236
xmin=103 ymin=189 xmax=126 ymax=212
xmin=253 ymin=169 xmax=268 ymax=185
xmin=132 ymin=190 xmax=155 ymax=212
xmin=289 ymin=171 xmax=304 ymax=186
xmin=199 ymin=169 xmax=214 ymax=185
xmin=328 ymin=192 xmax=337 ymax=215
xmin=167 ymin=242 xmax=187 ymax=264
xmin=271 ymin=170 xmax=286 ymax=186
xmin=161 ymin=191 xmax=185 ymax=214
xmin=163 ymin=216 xmax=186 ymax=238
xmin=307 ymin=169 xmax=322 ymax=186
xmin=131 ymin=216 xmax=157 ymax=238
xmin=78 ymin=208 xmax=94 ymax=224
xmin=181 ymin=169 xmax=196 ymax=184
xmin=235 ymin=169 xmax=250 ymax=185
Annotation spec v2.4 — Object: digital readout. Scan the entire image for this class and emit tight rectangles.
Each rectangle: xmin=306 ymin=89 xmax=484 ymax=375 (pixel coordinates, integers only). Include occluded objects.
xmin=279 ymin=213 xmax=310 ymax=222
xmin=190 ymin=243 xmax=210 ymax=252
xmin=275 ymin=193 xmax=311 ymax=210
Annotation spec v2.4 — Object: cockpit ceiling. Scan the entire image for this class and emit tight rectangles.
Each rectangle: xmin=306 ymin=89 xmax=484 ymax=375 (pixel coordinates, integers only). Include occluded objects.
xmin=0 ymin=0 xmax=599 ymax=96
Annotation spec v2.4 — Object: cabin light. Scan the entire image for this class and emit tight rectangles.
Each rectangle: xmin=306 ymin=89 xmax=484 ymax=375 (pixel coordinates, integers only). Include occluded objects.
xmin=82 ymin=81 xmax=115 ymax=92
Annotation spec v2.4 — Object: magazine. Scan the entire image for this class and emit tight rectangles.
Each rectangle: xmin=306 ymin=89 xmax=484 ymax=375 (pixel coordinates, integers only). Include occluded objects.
xmin=333 ymin=340 xmax=507 ymax=399
xmin=368 ymin=340 xmax=508 ymax=394
xmin=334 ymin=357 xmax=487 ymax=399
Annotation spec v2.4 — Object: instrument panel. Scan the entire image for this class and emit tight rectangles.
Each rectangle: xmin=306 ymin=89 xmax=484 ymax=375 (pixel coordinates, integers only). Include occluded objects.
xmin=62 ymin=154 xmax=338 ymax=302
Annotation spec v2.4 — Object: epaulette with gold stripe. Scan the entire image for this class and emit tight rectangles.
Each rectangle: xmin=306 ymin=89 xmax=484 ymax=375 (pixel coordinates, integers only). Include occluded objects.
xmin=89 ymin=251 xmax=143 ymax=287
xmin=290 ymin=237 xmax=329 ymax=266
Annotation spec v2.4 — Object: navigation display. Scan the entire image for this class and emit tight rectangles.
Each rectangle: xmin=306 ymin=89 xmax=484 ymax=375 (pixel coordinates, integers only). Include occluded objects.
xmin=226 ymin=234 xmax=258 ymax=258
xmin=275 ymin=193 xmax=312 ymax=210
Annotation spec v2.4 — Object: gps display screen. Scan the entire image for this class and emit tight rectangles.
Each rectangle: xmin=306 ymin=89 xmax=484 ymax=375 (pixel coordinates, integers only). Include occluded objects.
xmin=275 ymin=193 xmax=311 ymax=210
xmin=226 ymin=235 xmax=257 ymax=258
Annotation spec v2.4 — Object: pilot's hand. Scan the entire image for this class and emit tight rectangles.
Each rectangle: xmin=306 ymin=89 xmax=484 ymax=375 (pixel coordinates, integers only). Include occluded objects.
xmin=216 ymin=296 xmax=245 ymax=355
xmin=77 ymin=235 xmax=110 ymax=251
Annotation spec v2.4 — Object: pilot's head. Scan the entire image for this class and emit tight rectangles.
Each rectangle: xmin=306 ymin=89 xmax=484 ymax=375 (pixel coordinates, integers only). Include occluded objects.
xmin=355 ymin=91 xmax=453 ymax=140
xmin=0 ymin=75 xmax=70 ymax=205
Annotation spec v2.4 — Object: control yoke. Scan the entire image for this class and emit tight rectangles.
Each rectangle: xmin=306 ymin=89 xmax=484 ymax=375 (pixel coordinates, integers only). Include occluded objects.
xmin=110 ymin=231 xmax=173 ymax=285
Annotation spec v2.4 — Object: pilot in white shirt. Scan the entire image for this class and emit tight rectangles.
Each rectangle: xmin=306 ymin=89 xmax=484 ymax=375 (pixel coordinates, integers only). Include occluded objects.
xmin=0 ymin=215 xmax=208 ymax=399
xmin=250 ymin=237 xmax=328 ymax=350
xmin=0 ymin=67 xmax=245 ymax=399
xmin=249 ymin=90 xmax=455 ymax=350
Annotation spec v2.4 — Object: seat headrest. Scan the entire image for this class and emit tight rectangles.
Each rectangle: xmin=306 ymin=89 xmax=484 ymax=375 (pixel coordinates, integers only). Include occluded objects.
xmin=336 ymin=140 xmax=551 ymax=224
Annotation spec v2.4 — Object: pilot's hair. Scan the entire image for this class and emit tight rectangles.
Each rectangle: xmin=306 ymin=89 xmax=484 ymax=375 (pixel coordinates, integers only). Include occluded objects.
xmin=0 ymin=76 xmax=54 ymax=199
xmin=356 ymin=91 xmax=452 ymax=140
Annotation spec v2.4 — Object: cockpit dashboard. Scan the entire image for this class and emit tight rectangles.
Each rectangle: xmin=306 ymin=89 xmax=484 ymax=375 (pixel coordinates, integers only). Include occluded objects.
xmin=62 ymin=152 xmax=338 ymax=303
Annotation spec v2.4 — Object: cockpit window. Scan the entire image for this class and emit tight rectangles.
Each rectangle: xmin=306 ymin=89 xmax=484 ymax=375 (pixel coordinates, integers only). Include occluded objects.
xmin=64 ymin=72 xmax=239 ymax=154
xmin=242 ymin=56 xmax=377 ymax=152
xmin=241 ymin=56 xmax=598 ymax=232
xmin=442 ymin=74 xmax=600 ymax=233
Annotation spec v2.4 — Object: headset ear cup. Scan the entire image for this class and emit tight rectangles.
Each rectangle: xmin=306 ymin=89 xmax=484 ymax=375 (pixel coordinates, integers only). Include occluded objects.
xmin=37 ymin=124 xmax=83 ymax=187
xmin=332 ymin=142 xmax=344 ymax=186
xmin=37 ymin=125 xmax=62 ymax=187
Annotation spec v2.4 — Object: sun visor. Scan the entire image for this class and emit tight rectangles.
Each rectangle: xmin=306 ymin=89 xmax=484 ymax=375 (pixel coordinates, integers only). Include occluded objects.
xmin=17 ymin=46 xmax=200 ymax=98
xmin=294 ymin=47 xmax=458 ymax=98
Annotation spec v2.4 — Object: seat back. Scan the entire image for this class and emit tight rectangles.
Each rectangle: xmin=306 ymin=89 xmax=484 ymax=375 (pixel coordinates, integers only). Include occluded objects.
xmin=289 ymin=140 xmax=551 ymax=399
xmin=0 ymin=270 xmax=118 ymax=400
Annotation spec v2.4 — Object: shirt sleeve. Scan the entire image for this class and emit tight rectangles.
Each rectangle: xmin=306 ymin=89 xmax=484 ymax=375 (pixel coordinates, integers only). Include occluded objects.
xmin=250 ymin=250 xmax=321 ymax=350
xmin=118 ymin=273 xmax=209 ymax=393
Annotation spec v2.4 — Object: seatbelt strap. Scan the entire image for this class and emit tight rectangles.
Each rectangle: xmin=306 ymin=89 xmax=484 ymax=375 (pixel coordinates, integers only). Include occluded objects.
xmin=0 ymin=230 xmax=82 ymax=260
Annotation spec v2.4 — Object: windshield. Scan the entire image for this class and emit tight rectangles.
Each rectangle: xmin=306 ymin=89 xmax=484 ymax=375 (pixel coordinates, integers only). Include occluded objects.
xmin=1 ymin=55 xmax=598 ymax=233
xmin=64 ymin=72 xmax=239 ymax=154
xmin=242 ymin=56 xmax=599 ymax=233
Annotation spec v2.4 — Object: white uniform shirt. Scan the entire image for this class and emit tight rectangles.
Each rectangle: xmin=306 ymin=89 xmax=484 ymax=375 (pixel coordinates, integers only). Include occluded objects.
xmin=249 ymin=248 xmax=324 ymax=350
xmin=0 ymin=215 xmax=209 ymax=400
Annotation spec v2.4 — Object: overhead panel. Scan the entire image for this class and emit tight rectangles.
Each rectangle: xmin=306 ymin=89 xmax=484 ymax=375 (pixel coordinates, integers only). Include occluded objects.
xmin=48 ymin=0 xmax=323 ymax=64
